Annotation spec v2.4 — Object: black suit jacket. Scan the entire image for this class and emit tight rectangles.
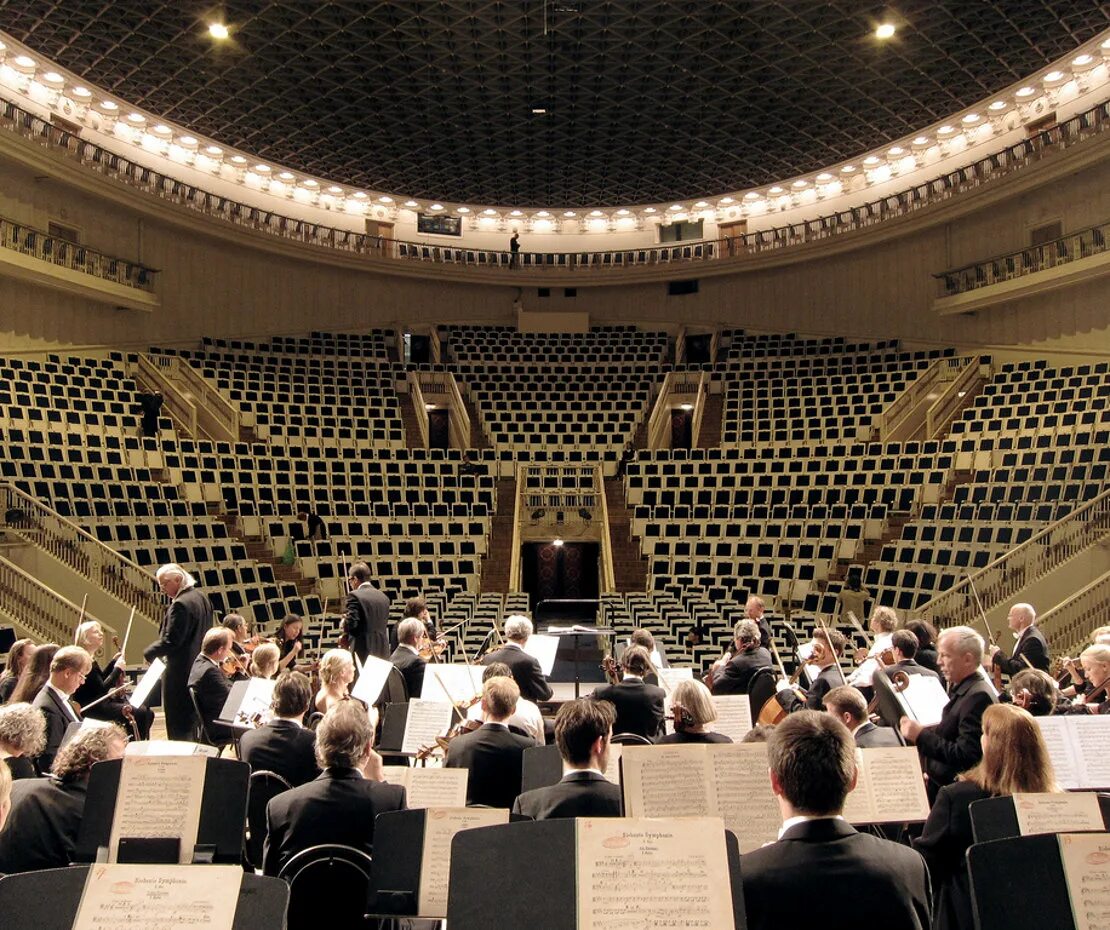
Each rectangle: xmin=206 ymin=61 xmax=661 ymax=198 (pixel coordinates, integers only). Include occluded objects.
xmin=712 ymin=646 xmax=772 ymax=695
xmin=187 ymin=654 xmax=233 ymax=737
xmin=913 ymin=780 xmax=992 ymax=930
xmin=481 ymin=643 xmax=553 ymax=703
xmin=915 ymin=673 xmax=996 ymax=795
xmin=854 ymin=721 xmax=902 ymax=748
xmin=780 ymin=665 xmax=844 ymax=714
xmin=742 ymin=818 xmax=932 ymax=930
xmin=389 ymin=646 xmax=426 ymax=701
xmin=993 ymin=625 xmax=1050 ymax=675
xmin=239 ymin=719 xmax=320 ymax=788
xmin=344 ymin=584 xmax=391 ymax=661
xmin=888 ymin=658 xmax=941 ymax=681
xmin=31 ymin=685 xmax=78 ymax=774
xmin=144 ymin=585 xmax=211 ymax=740
xmin=0 ymin=777 xmax=87 ymax=874
xmin=512 ymin=770 xmax=622 ymax=820
xmin=590 ymin=679 xmax=666 ymax=740
xmin=263 ymin=768 xmax=406 ymax=876
xmin=444 ymin=723 xmax=534 ymax=808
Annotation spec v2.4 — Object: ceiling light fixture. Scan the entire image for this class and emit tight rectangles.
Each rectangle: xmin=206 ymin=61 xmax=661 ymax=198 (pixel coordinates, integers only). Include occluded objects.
xmin=328 ymin=185 xmax=343 ymax=194
xmin=816 ymin=173 xmax=833 ymax=182
xmin=13 ymin=55 xmax=35 ymax=68
xmin=178 ymin=135 xmax=197 ymax=146
xmin=278 ymin=171 xmax=294 ymax=180
xmin=1015 ymin=86 xmax=1036 ymax=97
xmin=456 ymin=206 xmax=469 ymax=213
xmin=1043 ymin=70 xmax=1064 ymax=82
xmin=127 ymin=112 xmax=145 ymax=123
xmin=961 ymin=113 xmax=980 ymax=124
xmin=768 ymin=186 xmax=784 ymax=194
xmin=72 ymin=86 xmax=92 ymax=98
xmin=589 ymin=210 xmax=604 ymax=217
xmin=720 ymin=196 xmax=734 ymax=204
xmin=694 ymin=200 xmax=709 ymax=208
xmin=41 ymin=71 xmax=63 ymax=84
xmin=564 ymin=211 xmax=577 ymax=217
xmin=208 ymin=23 xmax=230 ymax=40
xmin=875 ymin=23 xmax=896 ymax=40
xmin=840 ymin=165 xmax=856 ymax=173
xmin=378 ymin=196 xmax=393 ymax=203
xmin=430 ymin=203 xmax=443 ymax=210
xmin=205 ymin=145 xmax=222 ymax=156
xmin=100 ymin=100 xmax=118 ymax=111
xmin=643 ymin=207 xmax=656 ymax=213
xmin=404 ymin=200 xmax=418 ymax=207
xmin=1073 ymin=54 xmax=1093 ymax=66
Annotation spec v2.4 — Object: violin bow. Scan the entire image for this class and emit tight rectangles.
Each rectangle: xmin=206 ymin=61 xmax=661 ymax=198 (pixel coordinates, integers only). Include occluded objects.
xmin=73 ymin=593 xmax=88 ymax=644
xmin=813 ymin=615 xmax=849 ymax=687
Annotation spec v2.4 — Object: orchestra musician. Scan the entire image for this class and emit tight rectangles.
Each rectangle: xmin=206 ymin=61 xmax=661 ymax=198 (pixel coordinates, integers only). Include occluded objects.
xmin=744 ymin=595 xmax=773 ymax=650
xmin=741 ymin=711 xmax=932 ymax=930
xmin=1058 ymin=644 xmax=1110 ymax=714
xmin=466 ymin=662 xmax=545 ymax=744
xmin=187 ymin=628 xmax=247 ymax=742
xmin=903 ymin=619 xmax=942 ymax=681
xmin=658 ymin=679 xmax=732 ymax=744
xmin=481 ymin=615 xmax=553 ymax=703
xmin=0 ymin=703 xmax=47 ymax=781
xmin=1007 ymin=668 xmax=1060 ymax=716
xmin=709 ymin=619 xmax=772 ymax=695
xmin=250 ymin=643 xmax=281 ymax=680
xmin=822 ymin=685 xmax=900 ymax=748
xmin=624 ymin=628 xmax=668 ymax=686
xmin=314 ymin=648 xmax=358 ymax=715
xmin=8 ymin=644 xmax=58 ymax=705
xmin=512 ymin=698 xmax=622 ymax=820
xmin=31 ymin=646 xmax=91 ymax=774
xmin=775 ymin=627 xmax=848 ymax=714
xmin=590 ymin=645 xmax=666 ymax=741
xmin=846 ymin=606 xmax=898 ymax=692
xmin=222 ymin=613 xmax=259 ymax=656
xmin=914 ymin=704 xmax=1059 ymax=930
xmin=343 ymin=562 xmax=391 ymax=662
xmin=73 ymin=620 xmax=153 ymax=739
xmin=0 ymin=638 xmax=33 ymax=704
xmin=885 ymin=629 xmax=942 ymax=682
xmin=274 ymin=615 xmax=306 ymax=672
xmin=389 ymin=617 xmax=428 ymax=700
xmin=988 ymin=602 xmax=1050 ymax=676
xmin=239 ymin=671 xmax=320 ymax=788
xmin=899 ymin=626 xmax=997 ymax=802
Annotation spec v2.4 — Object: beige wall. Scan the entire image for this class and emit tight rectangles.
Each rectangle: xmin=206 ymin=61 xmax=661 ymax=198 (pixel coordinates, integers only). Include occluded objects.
xmin=0 ymin=150 xmax=1108 ymax=358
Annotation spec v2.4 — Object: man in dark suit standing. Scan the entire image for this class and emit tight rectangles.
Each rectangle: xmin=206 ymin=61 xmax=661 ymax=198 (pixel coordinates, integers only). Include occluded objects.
xmin=900 ymin=626 xmax=996 ymax=802
xmin=263 ymin=702 xmax=405 ymax=876
xmin=590 ymin=646 xmax=665 ymax=740
xmin=239 ymin=672 xmax=320 ymax=788
xmin=990 ymin=602 xmax=1050 ymax=676
xmin=481 ymin=615 xmax=553 ymax=703
xmin=144 ymin=563 xmax=211 ymax=741
xmin=389 ymin=617 xmax=427 ymax=700
xmin=710 ymin=620 xmax=772 ymax=695
xmin=344 ymin=562 xmax=390 ymax=662
xmin=445 ymin=676 xmax=534 ymax=808
xmin=31 ymin=646 xmax=91 ymax=773
xmin=513 ymin=698 xmax=621 ymax=820
xmin=187 ymin=628 xmax=245 ymax=742
xmin=823 ymin=686 xmax=901 ymax=748
xmin=742 ymin=712 xmax=932 ymax=930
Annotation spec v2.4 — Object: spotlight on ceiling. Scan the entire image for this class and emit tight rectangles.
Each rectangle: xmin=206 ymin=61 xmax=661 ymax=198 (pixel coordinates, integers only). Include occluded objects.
xmin=531 ymin=106 xmax=549 ymax=115
xmin=875 ymin=23 xmax=896 ymax=39
xmin=208 ymin=22 xmax=230 ymax=40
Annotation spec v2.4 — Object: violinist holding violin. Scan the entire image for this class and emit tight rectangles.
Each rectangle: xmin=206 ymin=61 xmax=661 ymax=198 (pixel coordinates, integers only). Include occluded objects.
xmin=389 ymin=617 xmax=428 ymax=700
xmin=1058 ymin=644 xmax=1110 ymax=715
xmin=775 ymin=628 xmax=848 ymax=714
xmin=658 ymin=679 xmax=732 ymax=744
xmin=73 ymin=620 xmax=153 ymax=739
xmin=31 ymin=646 xmax=91 ymax=773
xmin=274 ymin=615 xmax=308 ymax=672
xmin=187 ymin=629 xmax=247 ymax=742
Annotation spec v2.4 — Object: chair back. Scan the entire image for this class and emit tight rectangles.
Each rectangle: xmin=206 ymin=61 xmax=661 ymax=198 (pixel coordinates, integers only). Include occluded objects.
xmin=278 ymin=843 xmax=374 ymax=930
xmin=245 ymin=770 xmax=293 ymax=870
xmin=611 ymin=732 xmax=653 ymax=746
xmin=747 ymin=667 xmax=779 ymax=725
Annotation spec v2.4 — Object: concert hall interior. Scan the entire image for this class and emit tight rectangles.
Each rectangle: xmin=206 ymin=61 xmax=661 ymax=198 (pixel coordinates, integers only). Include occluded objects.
xmin=0 ymin=3 xmax=1109 ymax=929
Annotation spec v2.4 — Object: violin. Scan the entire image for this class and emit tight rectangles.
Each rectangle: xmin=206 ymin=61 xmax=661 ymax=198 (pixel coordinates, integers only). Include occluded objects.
xmin=601 ymin=655 xmax=621 ymax=686
xmin=671 ymin=702 xmax=696 ymax=732
xmin=702 ymin=648 xmax=732 ymax=691
xmin=419 ymin=632 xmax=448 ymax=662
xmin=221 ymin=651 xmax=247 ymax=678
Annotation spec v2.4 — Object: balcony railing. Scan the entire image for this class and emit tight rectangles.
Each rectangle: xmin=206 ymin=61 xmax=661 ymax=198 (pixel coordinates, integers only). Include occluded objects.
xmin=934 ymin=218 xmax=1110 ymax=296
xmin=2 ymin=94 xmax=1108 ymax=273
xmin=0 ymin=213 xmax=157 ymax=292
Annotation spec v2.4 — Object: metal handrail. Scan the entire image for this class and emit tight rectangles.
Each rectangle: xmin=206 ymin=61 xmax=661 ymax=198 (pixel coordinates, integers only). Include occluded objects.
xmin=925 ymin=358 xmax=983 ymax=438
xmin=0 ymin=482 xmax=161 ymax=624
xmin=934 ymin=218 xmax=1110 ymax=296
xmin=1038 ymin=571 xmax=1110 ymax=658
xmin=3 ymin=93 xmax=1108 ymax=273
xmin=407 ymin=373 xmax=430 ymax=448
xmin=447 ymin=372 xmax=472 ymax=449
xmin=919 ymin=486 xmax=1110 ymax=629
xmin=597 ymin=464 xmax=617 ymax=593
xmin=0 ymin=213 xmax=156 ymax=291
xmin=0 ymin=554 xmax=111 ymax=645
xmin=508 ymin=465 xmax=523 ymax=593
xmin=148 ymin=355 xmax=241 ymax=441
xmin=134 ymin=354 xmax=198 ymax=438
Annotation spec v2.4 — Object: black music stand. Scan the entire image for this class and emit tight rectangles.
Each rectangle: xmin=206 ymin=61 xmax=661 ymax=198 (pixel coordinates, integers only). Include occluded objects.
xmin=0 ymin=866 xmax=288 ymax=930
xmin=546 ymin=627 xmax=616 ymax=698
xmin=75 ymin=756 xmax=249 ymax=864
xmin=446 ymin=820 xmax=746 ymax=930
xmin=521 ymin=743 xmax=563 ymax=792
xmin=967 ymin=833 xmax=1084 ymax=930
xmin=970 ymin=794 xmax=1110 ymax=843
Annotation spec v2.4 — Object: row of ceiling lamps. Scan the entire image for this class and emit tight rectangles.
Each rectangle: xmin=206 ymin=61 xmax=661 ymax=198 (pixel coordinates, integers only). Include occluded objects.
xmin=0 ymin=35 xmax=1107 ymax=226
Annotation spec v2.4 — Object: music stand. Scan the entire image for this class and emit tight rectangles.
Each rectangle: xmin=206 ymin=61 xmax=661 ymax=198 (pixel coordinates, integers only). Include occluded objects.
xmin=521 ymin=743 xmax=563 ymax=792
xmin=75 ymin=756 xmax=249 ymax=864
xmin=0 ymin=866 xmax=288 ymax=930
xmin=967 ymin=834 xmax=1079 ymax=930
xmin=969 ymin=794 xmax=1110 ymax=843
xmin=545 ymin=627 xmax=616 ymax=698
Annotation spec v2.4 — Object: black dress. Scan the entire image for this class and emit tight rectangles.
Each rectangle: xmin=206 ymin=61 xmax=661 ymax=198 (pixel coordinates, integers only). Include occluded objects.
xmin=72 ymin=658 xmax=153 ymax=739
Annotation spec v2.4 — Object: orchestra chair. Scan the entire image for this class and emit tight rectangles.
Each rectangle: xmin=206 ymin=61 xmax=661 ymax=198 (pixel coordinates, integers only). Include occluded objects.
xmin=747 ymin=667 xmax=779 ymax=725
xmin=611 ymin=732 xmax=653 ymax=745
xmin=969 ymin=794 xmax=1110 ymax=844
xmin=188 ymin=685 xmax=237 ymax=757
xmin=245 ymin=770 xmax=293 ymax=871
xmin=277 ymin=843 xmax=377 ymax=930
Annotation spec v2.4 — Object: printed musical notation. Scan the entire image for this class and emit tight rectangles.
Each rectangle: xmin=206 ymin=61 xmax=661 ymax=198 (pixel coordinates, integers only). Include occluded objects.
xmin=72 ymin=864 xmax=241 ymax=930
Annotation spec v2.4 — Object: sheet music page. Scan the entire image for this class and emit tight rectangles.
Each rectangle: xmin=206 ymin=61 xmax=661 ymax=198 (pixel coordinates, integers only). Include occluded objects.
xmin=842 ymin=747 xmax=930 ymax=824
xmin=124 ymin=740 xmax=218 ymax=757
xmin=401 ymin=699 xmax=455 ymax=755
xmin=350 ymin=653 xmax=395 ymax=705
xmin=576 ymin=816 xmax=735 ymax=930
xmin=381 ymin=764 xmax=412 ymax=793
xmin=1071 ymin=716 xmax=1110 ymax=789
xmin=419 ymin=663 xmax=484 ymax=704
xmin=657 ymin=668 xmax=694 ymax=690
xmin=418 ymin=807 xmax=509 ymax=917
xmin=403 ymin=768 xmax=469 ymax=809
xmin=73 ymin=863 xmax=241 ymax=930
xmin=129 ymin=658 xmax=164 ymax=708
xmin=708 ymin=744 xmax=782 ymax=853
xmin=620 ymin=745 xmax=713 ymax=819
xmin=711 ymin=695 xmax=752 ymax=743
xmin=900 ymin=675 xmax=950 ymax=726
xmin=1059 ymin=832 xmax=1110 ymax=930
xmin=602 ymin=743 xmax=622 ymax=786
xmin=232 ymin=678 xmax=276 ymax=728
xmin=1014 ymin=793 xmax=1103 ymax=836
xmin=108 ymin=754 xmax=207 ymax=864
xmin=1036 ymin=717 xmax=1083 ymax=790
xmin=522 ymin=633 xmax=560 ymax=676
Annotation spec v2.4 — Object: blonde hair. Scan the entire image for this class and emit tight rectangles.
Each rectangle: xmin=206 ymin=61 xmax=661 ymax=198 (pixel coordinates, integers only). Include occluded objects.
xmin=319 ymin=649 xmax=354 ymax=687
xmin=962 ymin=704 xmax=1058 ymax=796
xmin=0 ymin=702 xmax=47 ymax=756
xmin=671 ymin=679 xmax=717 ymax=726
xmin=482 ymin=676 xmax=520 ymax=719
xmin=871 ymin=606 xmax=899 ymax=633
xmin=75 ymin=621 xmax=102 ymax=651
xmin=250 ymin=643 xmax=280 ymax=679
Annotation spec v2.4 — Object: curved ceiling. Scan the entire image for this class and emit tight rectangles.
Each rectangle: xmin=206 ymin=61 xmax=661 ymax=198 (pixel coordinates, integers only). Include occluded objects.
xmin=0 ymin=1 xmax=1106 ymax=207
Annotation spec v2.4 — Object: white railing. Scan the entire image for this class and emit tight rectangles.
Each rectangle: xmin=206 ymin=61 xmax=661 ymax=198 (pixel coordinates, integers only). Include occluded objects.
xmin=407 ymin=373 xmax=430 ymax=447
xmin=646 ymin=372 xmax=675 ymax=450
xmin=148 ymin=355 xmax=241 ymax=442
xmin=509 ymin=465 xmax=524 ymax=593
xmin=688 ymin=372 xmax=709 ymax=447
xmin=447 ymin=372 xmax=472 ymax=451
xmin=1038 ymin=571 xmax=1110 ymax=658
xmin=926 ymin=357 xmax=983 ymax=438
xmin=0 ymin=554 xmax=112 ymax=646
xmin=0 ymin=482 xmax=161 ymax=623
xmin=597 ymin=465 xmax=617 ymax=593
xmin=919 ymin=487 xmax=1110 ymax=629
xmin=134 ymin=353 xmax=199 ymax=437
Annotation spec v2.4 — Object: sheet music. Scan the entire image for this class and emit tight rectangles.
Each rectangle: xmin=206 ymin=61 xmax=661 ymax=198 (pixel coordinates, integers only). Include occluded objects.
xmin=350 ymin=653 xmax=395 ymax=705
xmin=620 ymin=746 xmax=713 ymax=819
xmin=708 ymin=744 xmax=782 ymax=853
xmin=899 ymin=675 xmax=950 ymax=726
xmin=602 ymin=743 xmax=622 ymax=786
xmin=382 ymin=765 xmax=469 ymax=808
xmin=108 ymin=754 xmax=207 ymax=864
xmin=841 ymin=747 xmax=929 ymax=824
xmin=1059 ymin=833 xmax=1110 ymax=930
xmin=222 ymin=677 xmax=275 ymax=729
xmin=522 ymin=633 xmax=560 ymax=676
xmin=124 ymin=740 xmax=218 ymax=757
xmin=1036 ymin=716 xmax=1083 ymax=789
xmin=1036 ymin=716 xmax=1110 ymax=790
xmin=401 ymin=699 xmax=455 ymax=755
xmin=419 ymin=663 xmax=484 ymax=704
xmin=129 ymin=658 xmax=164 ymax=708
xmin=657 ymin=668 xmax=694 ymax=691
xmin=73 ymin=863 xmax=241 ymax=930
xmin=576 ymin=816 xmax=735 ymax=930
xmin=418 ymin=807 xmax=509 ymax=917
xmin=711 ymin=695 xmax=752 ymax=743
xmin=1014 ymin=793 xmax=1103 ymax=836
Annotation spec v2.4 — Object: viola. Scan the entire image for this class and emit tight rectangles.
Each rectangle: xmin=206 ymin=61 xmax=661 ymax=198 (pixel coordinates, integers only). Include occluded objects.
xmin=601 ymin=655 xmax=621 ymax=686
xmin=671 ymin=702 xmax=696 ymax=732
